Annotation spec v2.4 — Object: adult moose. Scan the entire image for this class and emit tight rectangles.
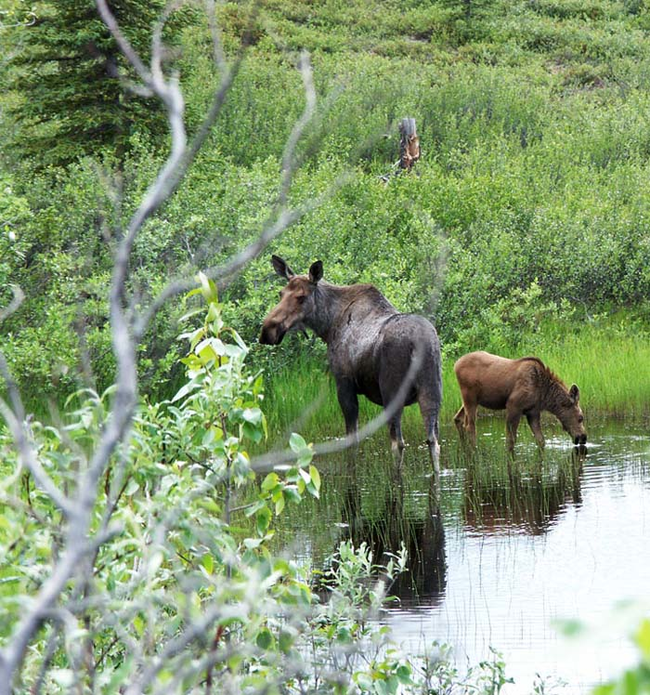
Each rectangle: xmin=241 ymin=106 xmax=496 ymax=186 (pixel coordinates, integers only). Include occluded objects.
xmin=260 ymin=256 xmax=442 ymax=465
xmin=453 ymin=351 xmax=587 ymax=452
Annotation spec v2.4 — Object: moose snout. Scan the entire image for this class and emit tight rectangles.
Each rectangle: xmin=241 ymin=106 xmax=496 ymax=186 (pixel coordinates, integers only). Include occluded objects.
xmin=574 ymin=433 xmax=587 ymax=445
xmin=259 ymin=322 xmax=284 ymax=345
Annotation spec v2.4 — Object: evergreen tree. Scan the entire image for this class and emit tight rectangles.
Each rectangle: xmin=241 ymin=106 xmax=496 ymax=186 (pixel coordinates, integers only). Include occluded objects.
xmin=4 ymin=0 xmax=173 ymax=169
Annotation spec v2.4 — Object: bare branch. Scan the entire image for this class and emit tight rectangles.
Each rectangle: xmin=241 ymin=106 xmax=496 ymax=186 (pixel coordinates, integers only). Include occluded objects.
xmin=0 ymin=2 xmax=360 ymax=691
xmin=204 ymin=0 xmax=226 ymax=69
xmin=95 ymin=0 xmax=152 ymax=86
xmin=0 ymin=284 xmax=24 ymax=323
xmin=29 ymin=626 xmax=61 ymax=695
xmin=0 ymin=395 xmax=75 ymax=519
xmin=151 ymin=1 xmax=184 ymax=85
xmin=276 ymin=52 xmax=316 ymax=210
xmin=135 ymin=171 xmax=351 ymax=335
xmin=123 ymin=604 xmax=248 ymax=695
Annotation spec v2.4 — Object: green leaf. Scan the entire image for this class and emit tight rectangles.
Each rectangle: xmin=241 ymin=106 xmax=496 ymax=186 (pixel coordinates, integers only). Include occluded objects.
xmin=289 ymin=432 xmax=307 ymax=453
xmin=243 ymin=421 xmax=263 ymax=443
xmin=256 ymin=506 xmax=272 ymax=536
xmin=298 ymin=451 xmax=313 ymax=467
xmin=196 ymin=498 xmax=221 ymax=514
xmin=261 ymin=472 xmax=279 ymax=492
xmin=171 ymin=376 xmax=202 ymax=403
xmin=256 ymin=628 xmax=273 ymax=650
xmin=133 ymin=614 xmax=145 ymax=637
xmin=197 ymin=271 xmax=218 ymax=302
xmin=279 ymin=631 xmax=293 ymax=654
xmin=309 ymin=465 xmax=321 ymax=491
xmin=201 ymin=554 xmax=214 ymax=574
xmin=396 ymin=665 xmax=413 ymax=684
xmin=284 ymin=487 xmax=302 ymax=504
xmin=274 ymin=494 xmax=285 ymax=515
xmin=355 ymin=673 xmax=373 ymax=690
xmin=124 ymin=479 xmax=139 ymax=496
xmin=242 ymin=407 xmax=262 ymax=424
xmin=202 ymin=428 xmax=216 ymax=447
xmin=336 ymin=627 xmax=351 ymax=643
xmin=244 ymin=499 xmax=267 ymax=517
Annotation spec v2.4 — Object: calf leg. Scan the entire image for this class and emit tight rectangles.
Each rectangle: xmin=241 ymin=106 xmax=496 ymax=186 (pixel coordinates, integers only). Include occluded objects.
xmin=463 ymin=401 xmax=478 ymax=446
xmin=336 ymin=379 xmax=359 ymax=441
xmin=505 ymin=406 xmax=521 ymax=452
xmin=526 ymin=412 xmax=545 ymax=449
xmin=454 ymin=406 xmax=466 ymax=435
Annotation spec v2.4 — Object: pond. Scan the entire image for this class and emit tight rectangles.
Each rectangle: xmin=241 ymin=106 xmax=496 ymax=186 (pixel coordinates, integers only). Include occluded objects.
xmin=277 ymin=416 xmax=650 ymax=693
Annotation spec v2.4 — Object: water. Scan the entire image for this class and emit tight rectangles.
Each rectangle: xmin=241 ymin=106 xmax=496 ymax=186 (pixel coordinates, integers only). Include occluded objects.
xmin=278 ymin=417 xmax=650 ymax=693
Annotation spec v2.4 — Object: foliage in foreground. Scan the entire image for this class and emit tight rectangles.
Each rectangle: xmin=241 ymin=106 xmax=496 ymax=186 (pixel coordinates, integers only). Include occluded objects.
xmin=0 ymin=285 xmax=528 ymax=693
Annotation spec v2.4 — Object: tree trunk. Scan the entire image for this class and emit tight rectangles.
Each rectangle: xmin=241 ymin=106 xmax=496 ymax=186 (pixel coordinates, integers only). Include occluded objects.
xmin=398 ymin=118 xmax=420 ymax=171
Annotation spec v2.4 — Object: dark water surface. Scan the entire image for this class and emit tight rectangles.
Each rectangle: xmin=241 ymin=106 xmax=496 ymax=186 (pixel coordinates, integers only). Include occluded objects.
xmin=278 ymin=417 xmax=650 ymax=693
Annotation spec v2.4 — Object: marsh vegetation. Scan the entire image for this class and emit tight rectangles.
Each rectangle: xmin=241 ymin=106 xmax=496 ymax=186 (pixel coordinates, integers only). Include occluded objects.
xmin=2 ymin=0 xmax=650 ymax=692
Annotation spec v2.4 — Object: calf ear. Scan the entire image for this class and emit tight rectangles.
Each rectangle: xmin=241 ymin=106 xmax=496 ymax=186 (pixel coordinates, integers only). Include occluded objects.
xmin=309 ymin=260 xmax=323 ymax=284
xmin=271 ymin=255 xmax=295 ymax=280
xmin=569 ymin=384 xmax=580 ymax=403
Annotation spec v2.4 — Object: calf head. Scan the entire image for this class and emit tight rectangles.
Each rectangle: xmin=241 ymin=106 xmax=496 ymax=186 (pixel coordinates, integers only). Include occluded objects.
xmin=559 ymin=384 xmax=587 ymax=445
xmin=259 ymin=255 xmax=323 ymax=345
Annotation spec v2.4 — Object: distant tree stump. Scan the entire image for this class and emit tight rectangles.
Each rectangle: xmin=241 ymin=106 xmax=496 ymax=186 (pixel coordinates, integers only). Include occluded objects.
xmin=399 ymin=118 xmax=420 ymax=171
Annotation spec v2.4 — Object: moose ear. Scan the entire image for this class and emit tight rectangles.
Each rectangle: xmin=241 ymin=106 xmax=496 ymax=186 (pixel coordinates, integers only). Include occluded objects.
xmin=569 ymin=384 xmax=580 ymax=404
xmin=271 ymin=255 xmax=295 ymax=280
xmin=309 ymin=260 xmax=323 ymax=284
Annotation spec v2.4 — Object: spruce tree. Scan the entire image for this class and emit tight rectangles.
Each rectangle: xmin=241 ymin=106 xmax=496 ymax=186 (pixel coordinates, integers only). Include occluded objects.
xmin=4 ymin=0 xmax=172 ymax=169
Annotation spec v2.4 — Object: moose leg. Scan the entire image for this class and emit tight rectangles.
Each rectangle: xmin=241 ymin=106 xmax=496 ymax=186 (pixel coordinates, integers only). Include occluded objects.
xmin=419 ymin=398 xmax=441 ymax=471
xmin=336 ymin=379 xmax=359 ymax=441
xmin=505 ymin=407 xmax=521 ymax=453
xmin=377 ymin=365 xmax=408 ymax=458
xmin=526 ymin=412 xmax=545 ymax=449
xmin=387 ymin=409 xmax=406 ymax=458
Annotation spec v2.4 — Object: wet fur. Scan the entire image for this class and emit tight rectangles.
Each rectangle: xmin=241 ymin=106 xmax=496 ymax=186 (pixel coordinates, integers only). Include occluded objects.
xmin=260 ymin=257 xmax=442 ymax=463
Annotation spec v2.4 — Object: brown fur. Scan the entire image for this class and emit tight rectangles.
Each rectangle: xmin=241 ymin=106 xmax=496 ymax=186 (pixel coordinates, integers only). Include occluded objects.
xmin=453 ymin=351 xmax=587 ymax=451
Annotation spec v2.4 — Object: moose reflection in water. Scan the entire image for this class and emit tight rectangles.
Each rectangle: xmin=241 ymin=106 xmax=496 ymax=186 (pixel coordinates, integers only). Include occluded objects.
xmin=454 ymin=351 xmax=587 ymax=452
xmin=340 ymin=458 xmax=446 ymax=607
xmin=260 ymin=256 xmax=443 ymax=465
xmin=462 ymin=448 xmax=586 ymax=536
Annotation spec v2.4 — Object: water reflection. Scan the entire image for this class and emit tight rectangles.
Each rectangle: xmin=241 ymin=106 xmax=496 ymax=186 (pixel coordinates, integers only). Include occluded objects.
xmin=279 ymin=421 xmax=650 ymax=692
xmin=341 ymin=456 xmax=447 ymax=607
xmin=462 ymin=448 xmax=586 ymax=536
